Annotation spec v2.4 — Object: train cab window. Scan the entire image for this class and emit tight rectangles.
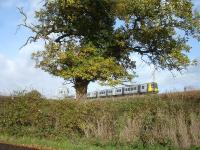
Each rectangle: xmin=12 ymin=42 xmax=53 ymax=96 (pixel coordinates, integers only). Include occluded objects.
xmin=154 ymin=83 xmax=158 ymax=88
xmin=142 ymin=86 xmax=144 ymax=89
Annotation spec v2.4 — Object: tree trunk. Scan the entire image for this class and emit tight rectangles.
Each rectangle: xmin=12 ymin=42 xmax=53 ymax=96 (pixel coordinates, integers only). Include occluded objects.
xmin=74 ymin=78 xmax=89 ymax=100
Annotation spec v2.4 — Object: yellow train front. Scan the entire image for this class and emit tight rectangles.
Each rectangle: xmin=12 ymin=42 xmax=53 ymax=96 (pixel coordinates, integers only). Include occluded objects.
xmin=144 ymin=82 xmax=159 ymax=94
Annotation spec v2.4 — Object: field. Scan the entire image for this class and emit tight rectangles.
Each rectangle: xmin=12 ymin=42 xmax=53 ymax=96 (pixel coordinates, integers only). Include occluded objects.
xmin=0 ymin=91 xmax=200 ymax=150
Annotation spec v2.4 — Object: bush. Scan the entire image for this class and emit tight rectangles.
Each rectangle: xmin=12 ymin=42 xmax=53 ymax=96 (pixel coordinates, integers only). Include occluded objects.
xmin=0 ymin=91 xmax=200 ymax=149
xmin=24 ymin=90 xmax=44 ymax=99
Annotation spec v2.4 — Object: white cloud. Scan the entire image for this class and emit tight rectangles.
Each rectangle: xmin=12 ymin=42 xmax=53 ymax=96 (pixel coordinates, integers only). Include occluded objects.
xmin=0 ymin=0 xmax=74 ymax=98
xmin=0 ymin=43 xmax=74 ymax=98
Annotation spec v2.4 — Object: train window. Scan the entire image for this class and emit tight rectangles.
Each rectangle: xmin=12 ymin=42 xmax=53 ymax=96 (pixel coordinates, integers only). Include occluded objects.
xmin=142 ymin=86 xmax=144 ymax=89
xmin=108 ymin=90 xmax=112 ymax=93
xmin=117 ymin=89 xmax=121 ymax=92
xmin=154 ymin=83 xmax=158 ymax=88
xmin=134 ymin=87 xmax=136 ymax=90
xmin=131 ymin=88 xmax=133 ymax=91
xmin=100 ymin=91 xmax=105 ymax=94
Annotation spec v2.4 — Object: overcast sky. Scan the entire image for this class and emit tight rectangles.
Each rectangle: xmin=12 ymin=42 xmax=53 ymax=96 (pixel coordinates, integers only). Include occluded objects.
xmin=0 ymin=0 xmax=200 ymax=98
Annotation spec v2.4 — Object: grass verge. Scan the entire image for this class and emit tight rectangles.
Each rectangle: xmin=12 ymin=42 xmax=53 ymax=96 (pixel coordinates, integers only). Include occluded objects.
xmin=0 ymin=134 xmax=184 ymax=150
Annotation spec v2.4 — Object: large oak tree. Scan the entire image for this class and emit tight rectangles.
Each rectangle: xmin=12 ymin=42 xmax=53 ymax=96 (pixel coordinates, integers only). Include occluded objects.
xmin=21 ymin=0 xmax=200 ymax=99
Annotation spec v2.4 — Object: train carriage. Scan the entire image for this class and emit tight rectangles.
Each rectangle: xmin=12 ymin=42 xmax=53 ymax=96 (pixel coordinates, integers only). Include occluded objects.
xmin=87 ymin=91 xmax=97 ymax=98
xmin=139 ymin=83 xmax=148 ymax=93
xmin=124 ymin=85 xmax=138 ymax=95
xmin=87 ymin=82 xmax=159 ymax=99
xmin=113 ymin=87 xmax=124 ymax=96
xmin=106 ymin=89 xmax=113 ymax=96
xmin=98 ymin=90 xmax=107 ymax=97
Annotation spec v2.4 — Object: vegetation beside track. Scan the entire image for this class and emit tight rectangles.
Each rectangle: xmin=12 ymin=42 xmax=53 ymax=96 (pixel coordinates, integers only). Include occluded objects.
xmin=0 ymin=91 xmax=200 ymax=150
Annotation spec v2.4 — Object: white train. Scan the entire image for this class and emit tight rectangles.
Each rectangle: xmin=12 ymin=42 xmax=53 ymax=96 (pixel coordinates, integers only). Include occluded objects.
xmin=87 ymin=82 xmax=159 ymax=98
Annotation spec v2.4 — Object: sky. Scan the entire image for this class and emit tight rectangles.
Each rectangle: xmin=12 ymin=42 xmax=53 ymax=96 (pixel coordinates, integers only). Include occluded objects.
xmin=0 ymin=0 xmax=200 ymax=98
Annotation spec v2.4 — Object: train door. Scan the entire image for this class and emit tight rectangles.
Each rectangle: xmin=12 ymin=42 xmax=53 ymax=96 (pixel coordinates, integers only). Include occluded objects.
xmin=140 ymin=84 xmax=148 ymax=93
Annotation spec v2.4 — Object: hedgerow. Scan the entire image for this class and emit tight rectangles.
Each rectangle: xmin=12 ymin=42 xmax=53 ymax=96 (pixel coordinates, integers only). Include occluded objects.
xmin=0 ymin=91 xmax=200 ymax=149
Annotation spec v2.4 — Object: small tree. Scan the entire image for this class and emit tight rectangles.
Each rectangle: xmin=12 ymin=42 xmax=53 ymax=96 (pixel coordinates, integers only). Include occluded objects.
xmin=20 ymin=0 xmax=200 ymax=99
xmin=24 ymin=90 xmax=44 ymax=100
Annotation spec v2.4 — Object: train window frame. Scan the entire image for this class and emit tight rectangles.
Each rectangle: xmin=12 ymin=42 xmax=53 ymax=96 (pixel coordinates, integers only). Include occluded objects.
xmin=107 ymin=90 xmax=112 ymax=94
xmin=100 ymin=91 xmax=105 ymax=95
xmin=117 ymin=89 xmax=122 ymax=92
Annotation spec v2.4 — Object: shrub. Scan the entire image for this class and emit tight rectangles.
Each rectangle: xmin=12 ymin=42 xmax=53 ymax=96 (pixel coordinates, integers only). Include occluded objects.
xmin=0 ymin=91 xmax=200 ymax=149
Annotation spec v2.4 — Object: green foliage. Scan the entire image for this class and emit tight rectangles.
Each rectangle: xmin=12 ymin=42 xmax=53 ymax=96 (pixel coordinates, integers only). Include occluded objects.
xmin=115 ymin=0 xmax=200 ymax=70
xmin=33 ymin=42 xmax=131 ymax=84
xmin=1 ymin=91 xmax=200 ymax=149
xmin=30 ymin=0 xmax=132 ymax=86
xmin=24 ymin=90 xmax=44 ymax=99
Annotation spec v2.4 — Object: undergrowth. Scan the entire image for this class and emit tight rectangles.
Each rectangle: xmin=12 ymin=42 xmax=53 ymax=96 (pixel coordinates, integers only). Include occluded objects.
xmin=0 ymin=91 xmax=200 ymax=149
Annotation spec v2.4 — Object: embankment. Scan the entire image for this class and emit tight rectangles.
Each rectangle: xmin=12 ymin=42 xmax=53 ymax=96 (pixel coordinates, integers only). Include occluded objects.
xmin=0 ymin=91 xmax=200 ymax=149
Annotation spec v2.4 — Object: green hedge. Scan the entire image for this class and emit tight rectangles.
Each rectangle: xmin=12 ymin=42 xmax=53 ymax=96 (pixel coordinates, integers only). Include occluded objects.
xmin=0 ymin=91 xmax=200 ymax=149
